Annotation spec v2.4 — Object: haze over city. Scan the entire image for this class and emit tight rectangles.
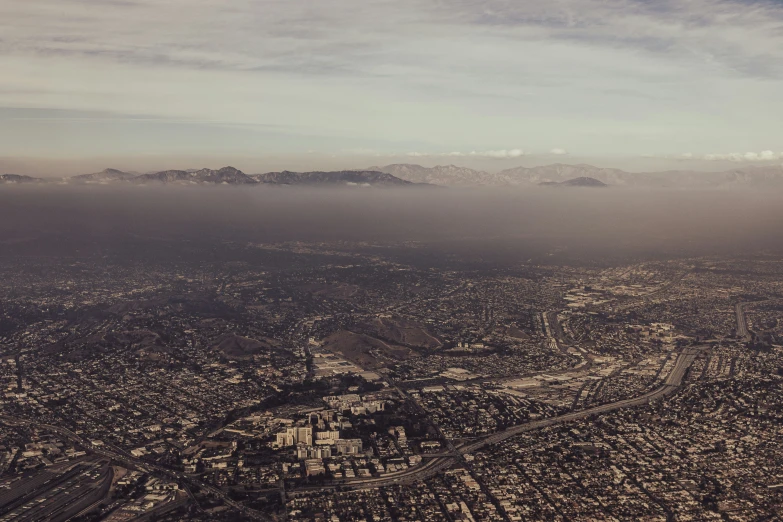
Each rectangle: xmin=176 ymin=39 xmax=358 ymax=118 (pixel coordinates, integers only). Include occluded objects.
xmin=3 ymin=2 xmax=783 ymax=522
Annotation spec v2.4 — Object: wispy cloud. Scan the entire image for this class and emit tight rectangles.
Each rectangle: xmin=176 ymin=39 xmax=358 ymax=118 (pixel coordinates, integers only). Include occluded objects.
xmin=703 ymin=151 xmax=781 ymax=162
xmin=441 ymin=0 xmax=783 ymax=78
xmin=1 ymin=0 xmax=783 ymax=159
xmin=472 ymin=149 xmax=526 ymax=159
xmin=406 ymin=149 xmax=527 ymax=159
xmin=648 ymin=150 xmax=783 ymax=162
xmin=407 ymin=151 xmax=466 ymax=158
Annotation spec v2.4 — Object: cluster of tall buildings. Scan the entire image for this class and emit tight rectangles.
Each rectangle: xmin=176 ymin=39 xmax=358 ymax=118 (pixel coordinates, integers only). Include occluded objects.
xmin=323 ymin=394 xmax=386 ymax=415
xmin=274 ymin=424 xmax=363 ymax=461
xmin=275 ymin=426 xmax=312 ymax=448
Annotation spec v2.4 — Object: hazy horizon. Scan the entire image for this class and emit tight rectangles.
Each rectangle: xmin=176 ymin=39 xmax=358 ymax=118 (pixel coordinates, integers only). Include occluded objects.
xmin=4 ymin=154 xmax=783 ymax=179
xmin=3 ymin=185 xmax=783 ymax=261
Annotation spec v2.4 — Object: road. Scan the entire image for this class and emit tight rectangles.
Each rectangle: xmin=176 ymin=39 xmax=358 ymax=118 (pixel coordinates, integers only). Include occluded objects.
xmin=8 ymin=346 xmax=699 ymax=509
xmin=612 ymin=270 xmax=692 ymax=313
xmin=304 ymin=345 xmax=703 ymax=491
xmin=2 ymin=299 xmax=703 ymax=514
xmin=459 ymin=346 xmax=699 ymax=452
xmin=735 ymin=298 xmax=783 ymax=341
xmin=0 ymin=417 xmax=276 ymax=521
xmin=735 ymin=302 xmax=751 ymax=340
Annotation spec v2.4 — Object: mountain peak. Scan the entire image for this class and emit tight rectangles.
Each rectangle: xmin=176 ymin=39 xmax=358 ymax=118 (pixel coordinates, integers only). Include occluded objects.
xmin=70 ymin=168 xmax=137 ymax=182
xmin=132 ymin=166 xmax=256 ymax=184
xmin=27 ymin=162 xmax=783 ymax=189
xmin=254 ymin=170 xmax=419 ymax=187
xmin=540 ymin=177 xmax=608 ymax=187
xmin=369 ymin=163 xmax=500 ymax=186
xmin=0 ymin=174 xmax=42 ymax=183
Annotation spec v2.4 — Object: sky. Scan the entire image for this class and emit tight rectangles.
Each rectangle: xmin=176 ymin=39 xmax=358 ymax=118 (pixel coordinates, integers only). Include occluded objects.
xmin=2 ymin=0 xmax=783 ymax=175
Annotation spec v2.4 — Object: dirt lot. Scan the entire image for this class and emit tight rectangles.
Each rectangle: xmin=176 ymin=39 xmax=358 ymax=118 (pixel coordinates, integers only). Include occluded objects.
xmin=321 ymin=330 xmax=420 ymax=370
xmin=356 ymin=316 xmax=441 ymax=350
xmin=298 ymin=282 xmax=361 ymax=300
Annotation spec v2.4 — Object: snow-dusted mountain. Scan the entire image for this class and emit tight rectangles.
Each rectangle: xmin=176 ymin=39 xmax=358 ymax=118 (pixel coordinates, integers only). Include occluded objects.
xmin=132 ymin=166 xmax=257 ymax=184
xmin=366 ymin=164 xmax=508 ymax=186
xmin=370 ymin=163 xmax=783 ymax=188
xmin=6 ymin=163 xmax=783 ymax=189
xmin=253 ymin=170 xmax=418 ymax=186
xmin=0 ymin=174 xmax=43 ymax=184
xmin=69 ymin=168 xmax=139 ymax=183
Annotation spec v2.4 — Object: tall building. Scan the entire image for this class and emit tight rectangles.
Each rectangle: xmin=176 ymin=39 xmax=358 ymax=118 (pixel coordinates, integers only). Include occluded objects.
xmin=335 ymin=439 xmax=363 ymax=455
xmin=315 ymin=430 xmax=341 ymax=445
xmin=297 ymin=445 xmax=333 ymax=459
xmin=275 ymin=426 xmax=313 ymax=447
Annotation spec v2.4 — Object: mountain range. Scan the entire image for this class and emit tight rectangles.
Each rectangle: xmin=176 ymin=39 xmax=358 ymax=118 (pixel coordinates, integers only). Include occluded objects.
xmin=369 ymin=163 xmax=783 ymax=188
xmin=3 ymin=163 xmax=783 ymax=189
xmin=539 ymin=176 xmax=607 ymax=187
xmin=0 ymin=174 xmax=46 ymax=184
xmin=253 ymin=170 xmax=414 ymax=186
xmin=133 ymin=167 xmax=258 ymax=185
xmin=69 ymin=168 xmax=140 ymax=183
xmin=0 ymin=167 xmax=421 ymax=187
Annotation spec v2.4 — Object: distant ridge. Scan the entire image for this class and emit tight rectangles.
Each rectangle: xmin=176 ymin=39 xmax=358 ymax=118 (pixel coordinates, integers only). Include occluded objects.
xmin=5 ymin=163 xmax=783 ymax=189
xmin=0 ymin=174 xmax=42 ymax=184
xmin=371 ymin=162 xmax=783 ymax=189
xmin=133 ymin=166 xmax=257 ymax=185
xmin=70 ymin=168 xmax=138 ymax=183
xmin=540 ymin=177 xmax=607 ymax=187
xmin=254 ymin=170 xmax=417 ymax=186
xmin=366 ymin=164 xmax=503 ymax=186
xmin=0 ymin=166 xmax=424 ymax=188
xmin=126 ymin=166 xmax=427 ymax=186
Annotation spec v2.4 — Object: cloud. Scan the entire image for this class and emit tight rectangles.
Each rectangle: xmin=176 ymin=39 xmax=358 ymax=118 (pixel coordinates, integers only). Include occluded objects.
xmin=5 ymin=0 xmax=783 ymax=79
xmin=2 ymin=0 xmax=783 ymax=159
xmin=406 ymin=149 xmax=526 ymax=158
xmin=702 ymin=151 xmax=781 ymax=162
xmin=406 ymin=151 xmax=466 ymax=158
xmin=641 ymin=151 xmax=782 ymax=162
xmin=470 ymin=149 xmax=526 ymax=158
xmin=550 ymin=148 xmax=568 ymax=155
xmin=446 ymin=0 xmax=783 ymax=79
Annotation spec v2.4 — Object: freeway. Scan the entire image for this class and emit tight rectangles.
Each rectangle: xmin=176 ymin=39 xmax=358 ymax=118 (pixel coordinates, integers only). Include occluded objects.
xmin=2 ymin=345 xmax=704 ymax=507
xmin=2 ymin=340 xmax=702 ymax=514
xmin=321 ymin=346 xmax=703 ymax=490
xmin=735 ymin=298 xmax=783 ymax=341
xmin=459 ymin=346 xmax=699 ymax=453
xmin=736 ymin=302 xmax=751 ymax=340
